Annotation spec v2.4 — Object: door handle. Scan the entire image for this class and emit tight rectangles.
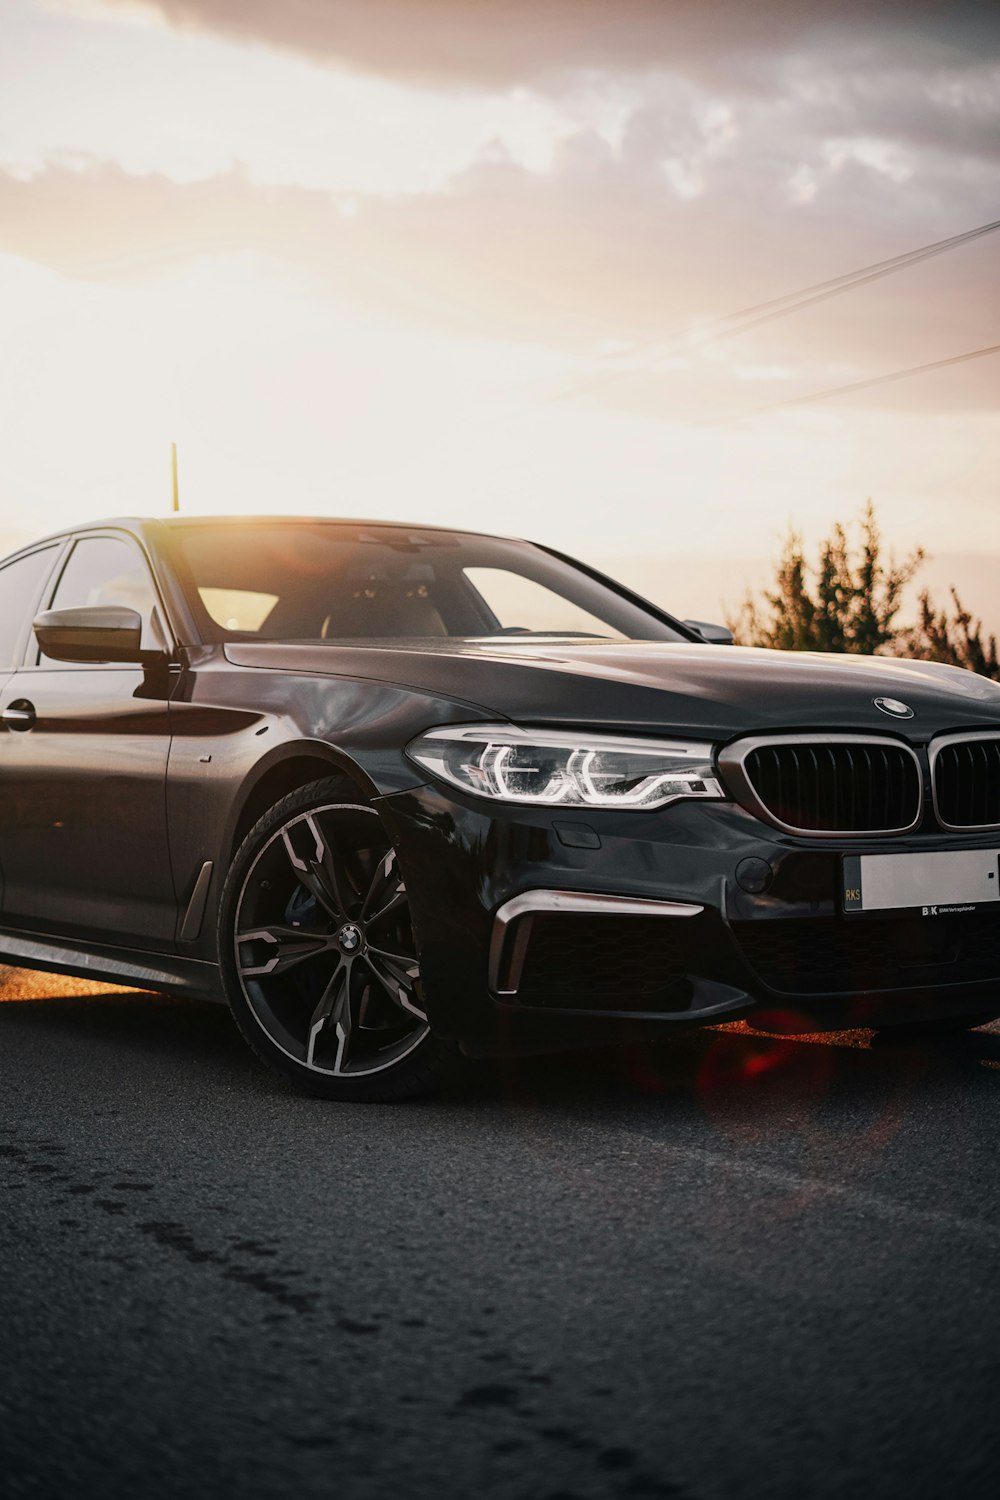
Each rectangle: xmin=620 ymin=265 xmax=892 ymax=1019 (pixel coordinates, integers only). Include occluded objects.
xmin=2 ymin=700 xmax=36 ymax=731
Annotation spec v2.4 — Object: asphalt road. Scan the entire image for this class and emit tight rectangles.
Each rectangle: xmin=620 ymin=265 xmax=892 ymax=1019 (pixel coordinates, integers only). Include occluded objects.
xmin=2 ymin=969 xmax=999 ymax=1500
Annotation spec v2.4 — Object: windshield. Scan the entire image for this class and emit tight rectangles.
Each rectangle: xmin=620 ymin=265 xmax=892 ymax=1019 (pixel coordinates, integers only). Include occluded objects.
xmin=170 ymin=523 xmax=686 ymax=644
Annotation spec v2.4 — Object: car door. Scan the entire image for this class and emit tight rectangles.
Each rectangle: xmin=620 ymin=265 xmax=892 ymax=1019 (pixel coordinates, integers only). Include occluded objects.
xmin=0 ymin=530 xmax=177 ymax=950
xmin=0 ymin=542 xmax=66 ymax=910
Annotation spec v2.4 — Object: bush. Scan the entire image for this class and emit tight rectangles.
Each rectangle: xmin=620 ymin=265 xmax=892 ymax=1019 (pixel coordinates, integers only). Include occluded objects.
xmin=728 ymin=500 xmax=999 ymax=679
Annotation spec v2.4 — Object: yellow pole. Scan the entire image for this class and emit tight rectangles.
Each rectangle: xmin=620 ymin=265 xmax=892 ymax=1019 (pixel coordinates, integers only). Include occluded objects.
xmin=171 ymin=441 xmax=180 ymax=512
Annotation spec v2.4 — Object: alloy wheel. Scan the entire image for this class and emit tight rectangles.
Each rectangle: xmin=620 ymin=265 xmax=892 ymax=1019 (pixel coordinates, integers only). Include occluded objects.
xmin=233 ymin=803 xmax=429 ymax=1077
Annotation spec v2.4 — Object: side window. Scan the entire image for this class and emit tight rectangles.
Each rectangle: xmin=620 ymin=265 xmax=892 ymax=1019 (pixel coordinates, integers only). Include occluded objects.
xmin=39 ymin=536 xmax=158 ymax=665
xmin=0 ymin=547 xmax=58 ymax=671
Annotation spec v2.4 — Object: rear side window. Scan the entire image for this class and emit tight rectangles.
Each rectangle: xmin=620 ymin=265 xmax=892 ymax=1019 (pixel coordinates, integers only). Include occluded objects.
xmin=0 ymin=547 xmax=58 ymax=670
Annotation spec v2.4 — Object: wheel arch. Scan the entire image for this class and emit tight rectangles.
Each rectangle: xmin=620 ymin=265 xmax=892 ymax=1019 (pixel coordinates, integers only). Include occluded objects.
xmin=227 ymin=741 xmax=379 ymax=863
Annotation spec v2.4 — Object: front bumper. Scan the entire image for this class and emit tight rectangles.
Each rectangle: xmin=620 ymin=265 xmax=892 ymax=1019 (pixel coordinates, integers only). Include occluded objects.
xmin=378 ymin=784 xmax=1000 ymax=1050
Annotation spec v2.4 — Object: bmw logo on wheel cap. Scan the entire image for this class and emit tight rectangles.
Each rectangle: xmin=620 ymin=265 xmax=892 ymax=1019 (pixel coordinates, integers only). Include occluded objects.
xmin=874 ymin=697 xmax=914 ymax=719
xmin=337 ymin=923 xmax=362 ymax=952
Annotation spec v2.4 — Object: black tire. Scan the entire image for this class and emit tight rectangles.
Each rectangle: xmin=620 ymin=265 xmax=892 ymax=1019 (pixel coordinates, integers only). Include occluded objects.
xmin=218 ymin=776 xmax=458 ymax=1101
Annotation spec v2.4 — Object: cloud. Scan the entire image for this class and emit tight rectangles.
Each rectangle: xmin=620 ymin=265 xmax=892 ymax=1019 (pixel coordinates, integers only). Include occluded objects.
xmin=5 ymin=6 xmax=999 ymax=417
xmin=97 ymin=1 xmax=1000 ymax=88
xmin=1 ymin=118 xmax=996 ymax=417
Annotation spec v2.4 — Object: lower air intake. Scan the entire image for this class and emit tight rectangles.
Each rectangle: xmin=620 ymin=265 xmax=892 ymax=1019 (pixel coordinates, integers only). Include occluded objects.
xmin=734 ymin=913 xmax=1000 ymax=995
xmin=511 ymin=914 xmax=693 ymax=1012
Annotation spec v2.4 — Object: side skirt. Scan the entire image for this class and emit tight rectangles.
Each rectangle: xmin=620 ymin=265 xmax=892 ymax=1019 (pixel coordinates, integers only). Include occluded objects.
xmin=0 ymin=927 xmax=225 ymax=1003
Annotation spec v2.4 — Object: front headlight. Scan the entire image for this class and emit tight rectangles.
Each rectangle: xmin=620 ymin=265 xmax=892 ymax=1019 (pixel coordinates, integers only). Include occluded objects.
xmin=406 ymin=724 xmax=723 ymax=810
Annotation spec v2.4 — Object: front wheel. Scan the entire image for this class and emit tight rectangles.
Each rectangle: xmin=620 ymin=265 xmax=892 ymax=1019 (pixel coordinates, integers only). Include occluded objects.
xmin=219 ymin=778 xmax=458 ymax=1101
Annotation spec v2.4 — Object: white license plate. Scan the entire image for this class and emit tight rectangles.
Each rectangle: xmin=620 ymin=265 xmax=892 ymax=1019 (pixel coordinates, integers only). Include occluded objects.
xmin=842 ymin=849 xmax=1000 ymax=915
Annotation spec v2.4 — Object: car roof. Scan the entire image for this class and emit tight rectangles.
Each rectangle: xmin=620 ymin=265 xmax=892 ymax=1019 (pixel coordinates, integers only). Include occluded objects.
xmin=17 ymin=514 xmax=525 ymax=552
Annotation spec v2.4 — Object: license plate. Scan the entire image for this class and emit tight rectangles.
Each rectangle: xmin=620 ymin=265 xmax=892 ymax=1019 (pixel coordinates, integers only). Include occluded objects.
xmin=842 ymin=849 xmax=1000 ymax=915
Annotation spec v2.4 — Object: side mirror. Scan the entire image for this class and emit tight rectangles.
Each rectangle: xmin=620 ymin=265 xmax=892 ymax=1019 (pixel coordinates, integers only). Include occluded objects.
xmin=33 ymin=606 xmax=145 ymax=664
xmin=684 ymin=619 xmax=734 ymax=646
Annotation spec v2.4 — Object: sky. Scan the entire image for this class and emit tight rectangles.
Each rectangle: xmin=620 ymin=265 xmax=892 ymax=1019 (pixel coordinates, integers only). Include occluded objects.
xmin=0 ymin=0 xmax=998 ymax=616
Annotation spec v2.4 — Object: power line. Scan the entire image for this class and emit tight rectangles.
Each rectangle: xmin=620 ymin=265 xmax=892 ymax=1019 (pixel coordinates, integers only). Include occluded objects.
xmin=765 ymin=342 xmax=1000 ymax=409
xmin=683 ymin=220 xmax=1000 ymax=350
xmin=666 ymin=217 xmax=1000 ymax=335
xmin=551 ymin=214 xmax=1000 ymax=404
xmin=619 ymin=216 xmax=1000 ymax=360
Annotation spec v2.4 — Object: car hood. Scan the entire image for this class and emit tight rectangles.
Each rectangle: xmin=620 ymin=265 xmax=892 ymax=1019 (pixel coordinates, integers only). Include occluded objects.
xmin=223 ymin=638 xmax=1000 ymax=741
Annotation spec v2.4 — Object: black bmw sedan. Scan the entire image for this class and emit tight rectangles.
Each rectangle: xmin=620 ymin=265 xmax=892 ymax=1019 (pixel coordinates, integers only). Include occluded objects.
xmin=1 ymin=515 xmax=999 ymax=1099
